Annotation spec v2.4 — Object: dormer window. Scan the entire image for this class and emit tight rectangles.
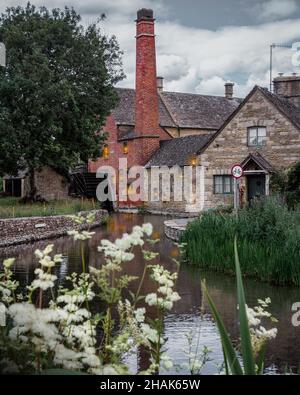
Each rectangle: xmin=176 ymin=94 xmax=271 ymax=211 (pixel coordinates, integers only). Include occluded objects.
xmin=248 ymin=127 xmax=266 ymax=147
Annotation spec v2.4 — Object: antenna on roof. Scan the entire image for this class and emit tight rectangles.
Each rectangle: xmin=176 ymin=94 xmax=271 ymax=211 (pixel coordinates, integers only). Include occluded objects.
xmin=269 ymin=43 xmax=292 ymax=92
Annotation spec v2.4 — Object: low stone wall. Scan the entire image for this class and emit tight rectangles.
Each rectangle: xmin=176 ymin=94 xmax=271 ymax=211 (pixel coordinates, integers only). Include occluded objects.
xmin=164 ymin=218 xmax=195 ymax=242
xmin=0 ymin=210 xmax=108 ymax=248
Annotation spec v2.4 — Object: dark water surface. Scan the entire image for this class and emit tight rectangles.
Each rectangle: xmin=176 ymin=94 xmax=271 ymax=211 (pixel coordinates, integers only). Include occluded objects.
xmin=1 ymin=213 xmax=299 ymax=374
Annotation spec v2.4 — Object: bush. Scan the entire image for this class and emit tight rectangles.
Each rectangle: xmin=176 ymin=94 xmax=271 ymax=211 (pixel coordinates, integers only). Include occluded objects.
xmin=182 ymin=198 xmax=300 ymax=286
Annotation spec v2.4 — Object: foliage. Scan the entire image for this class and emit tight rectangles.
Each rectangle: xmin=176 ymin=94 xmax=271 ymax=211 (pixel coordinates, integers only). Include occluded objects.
xmin=202 ymin=239 xmax=278 ymax=375
xmin=0 ymin=218 xmax=181 ymax=375
xmin=182 ymin=198 xmax=300 ymax=285
xmin=0 ymin=3 xmax=124 ymax=197
xmin=270 ymin=162 xmax=300 ymax=209
xmin=0 ymin=197 xmax=99 ymax=218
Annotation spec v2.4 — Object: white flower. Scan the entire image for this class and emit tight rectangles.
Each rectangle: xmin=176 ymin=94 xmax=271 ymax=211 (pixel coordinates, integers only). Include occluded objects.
xmin=0 ymin=303 xmax=6 ymax=327
xmin=145 ymin=293 xmax=157 ymax=306
xmin=140 ymin=323 xmax=159 ymax=343
xmin=142 ymin=223 xmax=153 ymax=237
xmin=134 ymin=307 xmax=146 ymax=323
xmin=3 ymin=258 xmax=15 ymax=268
xmin=161 ymin=354 xmax=173 ymax=370
xmin=67 ymin=230 xmax=95 ymax=241
xmin=32 ymin=269 xmax=57 ymax=290
xmin=254 ymin=326 xmax=278 ymax=340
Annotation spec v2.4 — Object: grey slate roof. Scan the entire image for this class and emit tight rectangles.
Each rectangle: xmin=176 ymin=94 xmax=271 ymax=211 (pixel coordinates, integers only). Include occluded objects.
xmin=113 ymin=88 xmax=176 ymax=128
xmin=145 ymin=134 xmax=212 ymax=167
xmin=113 ymin=88 xmax=242 ymax=130
xmin=160 ymin=91 xmax=242 ymax=129
xmin=258 ymin=86 xmax=300 ymax=130
xmin=241 ymin=152 xmax=275 ymax=173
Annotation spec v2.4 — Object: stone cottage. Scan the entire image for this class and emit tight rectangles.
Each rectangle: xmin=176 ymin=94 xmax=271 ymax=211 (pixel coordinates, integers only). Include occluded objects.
xmin=145 ymin=78 xmax=300 ymax=213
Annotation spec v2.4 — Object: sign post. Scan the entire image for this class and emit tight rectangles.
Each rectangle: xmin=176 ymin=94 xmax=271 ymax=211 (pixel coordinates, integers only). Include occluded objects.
xmin=231 ymin=164 xmax=243 ymax=216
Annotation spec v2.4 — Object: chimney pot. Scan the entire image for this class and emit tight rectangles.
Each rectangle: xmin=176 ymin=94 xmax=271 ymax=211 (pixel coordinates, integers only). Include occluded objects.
xmin=225 ymin=82 xmax=234 ymax=99
xmin=137 ymin=8 xmax=154 ymax=21
xmin=157 ymin=76 xmax=164 ymax=92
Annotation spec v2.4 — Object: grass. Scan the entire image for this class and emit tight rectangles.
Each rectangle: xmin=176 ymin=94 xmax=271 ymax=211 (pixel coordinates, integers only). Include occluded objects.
xmin=182 ymin=198 xmax=300 ymax=286
xmin=202 ymin=239 xmax=259 ymax=375
xmin=0 ymin=197 xmax=99 ymax=219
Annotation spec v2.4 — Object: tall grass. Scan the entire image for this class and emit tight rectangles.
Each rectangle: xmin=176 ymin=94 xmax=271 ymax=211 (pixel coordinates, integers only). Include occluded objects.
xmin=0 ymin=197 xmax=98 ymax=219
xmin=182 ymin=198 xmax=300 ymax=286
xmin=202 ymin=239 xmax=260 ymax=375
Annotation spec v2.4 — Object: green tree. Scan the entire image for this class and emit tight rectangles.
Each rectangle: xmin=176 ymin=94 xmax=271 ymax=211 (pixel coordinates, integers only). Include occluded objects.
xmin=270 ymin=161 xmax=300 ymax=209
xmin=0 ymin=3 xmax=124 ymax=199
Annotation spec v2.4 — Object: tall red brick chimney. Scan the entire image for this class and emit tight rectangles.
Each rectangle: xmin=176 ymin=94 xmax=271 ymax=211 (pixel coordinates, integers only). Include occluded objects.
xmin=134 ymin=8 xmax=160 ymax=164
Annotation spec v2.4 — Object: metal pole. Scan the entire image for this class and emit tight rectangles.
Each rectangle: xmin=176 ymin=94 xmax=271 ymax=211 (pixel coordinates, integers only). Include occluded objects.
xmin=234 ymin=178 xmax=237 ymax=214
xmin=270 ymin=44 xmax=273 ymax=92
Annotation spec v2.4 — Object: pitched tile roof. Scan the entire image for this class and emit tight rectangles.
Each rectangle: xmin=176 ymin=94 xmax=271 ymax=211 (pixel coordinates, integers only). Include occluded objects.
xmin=160 ymin=91 xmax=242 ymax=129
xmin=258 ymin=86 xmax=300 ymax=130
xmin=198 ymin=85 xmax=300 ymax=154
xmin=241 ymin=152 xmax=275 ymax=173
xmin=113 ymin=88 xmax=176 ymax=128
xmin=113 ymin=88 xmax=242 ymax=130
xmin=145 ymin=134 xmax=212 ymax=167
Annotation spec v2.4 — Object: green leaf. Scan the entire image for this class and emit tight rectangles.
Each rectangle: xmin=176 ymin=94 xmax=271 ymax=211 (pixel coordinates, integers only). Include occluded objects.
xmin=202 ymin=280 xmax=243 ymax=375
xmin=256 ymin=343 xmax=266 ymax=375
xmin=234 ymin=236 xmax=256 ymax=375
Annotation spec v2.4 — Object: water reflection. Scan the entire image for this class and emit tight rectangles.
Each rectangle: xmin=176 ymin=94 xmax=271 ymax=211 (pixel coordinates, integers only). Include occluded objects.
xmin=0 ymin=213 xmax=299 ymax=374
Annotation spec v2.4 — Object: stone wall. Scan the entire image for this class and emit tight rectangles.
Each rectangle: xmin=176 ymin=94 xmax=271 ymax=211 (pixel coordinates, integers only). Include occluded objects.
xmin=23 ymin=166 xmax=69 ymax=201
xmin=200 ymin=88 xmax=300 ymax=210
xmin=0 ymin=210 xmax=108 ymax=248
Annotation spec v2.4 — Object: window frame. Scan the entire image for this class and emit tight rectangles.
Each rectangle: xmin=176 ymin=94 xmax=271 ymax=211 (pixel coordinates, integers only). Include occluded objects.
xmin=247 ymin=126 xmax=267 ymax=147
xmin=213 ymin=175 xmax=234 ymax=195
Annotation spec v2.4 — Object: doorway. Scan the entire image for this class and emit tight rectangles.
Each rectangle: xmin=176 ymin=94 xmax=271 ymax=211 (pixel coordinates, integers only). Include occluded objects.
xmin=247 ymin=174 xmax=266 ymax=202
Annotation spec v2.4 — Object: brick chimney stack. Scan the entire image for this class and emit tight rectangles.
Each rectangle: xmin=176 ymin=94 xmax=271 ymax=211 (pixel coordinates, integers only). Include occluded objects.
xmin=135 ymin=9 xmax=159 ymax=136
xmin=273 ymin=73 xmax=300 ymax=108
xmin=225 ymin=82 xmax=234 ymax=99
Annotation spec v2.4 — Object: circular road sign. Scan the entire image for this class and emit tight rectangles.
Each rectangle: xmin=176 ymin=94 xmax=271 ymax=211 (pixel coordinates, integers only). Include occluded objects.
xmin=231 ymin=164 xmax=243 ymax=179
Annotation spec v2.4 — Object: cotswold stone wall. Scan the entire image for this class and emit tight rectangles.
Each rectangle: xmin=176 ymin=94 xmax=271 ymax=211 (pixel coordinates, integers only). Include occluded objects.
xmin=0 ymin=210 xmax=108 ymax=248
xmin=200 ymin=89 xmax=300 ymax=210
xmin=23 ymin=166 xmax=69 ymax=201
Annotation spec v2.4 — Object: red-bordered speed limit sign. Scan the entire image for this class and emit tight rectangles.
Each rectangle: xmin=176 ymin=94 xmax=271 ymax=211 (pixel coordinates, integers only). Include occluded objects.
xmin=231 ymin=164 xmax=243 ymax=179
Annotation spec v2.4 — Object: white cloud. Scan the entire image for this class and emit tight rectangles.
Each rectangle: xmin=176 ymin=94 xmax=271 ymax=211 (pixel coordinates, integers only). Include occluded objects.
xmin=195 ymin=76 xmax=228 ymax=96
xmin=258 ymin=0 xmax=298 ymax=21
xmin=1 ymin=1 xmax=300 ymax=97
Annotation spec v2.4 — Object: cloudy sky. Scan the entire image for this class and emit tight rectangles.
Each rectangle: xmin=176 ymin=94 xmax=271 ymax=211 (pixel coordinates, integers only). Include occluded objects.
xmin=2 ymin=0 xmax=300 ymax=97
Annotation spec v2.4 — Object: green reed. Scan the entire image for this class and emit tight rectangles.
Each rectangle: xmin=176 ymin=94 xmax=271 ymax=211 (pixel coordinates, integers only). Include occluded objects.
xmin=182 ymin=198 xmax=300 ymax=286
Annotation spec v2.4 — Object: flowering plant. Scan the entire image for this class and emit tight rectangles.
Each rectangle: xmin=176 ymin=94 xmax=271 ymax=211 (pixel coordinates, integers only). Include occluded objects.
xmin=0 ymin=218 xmax=181 ymax=375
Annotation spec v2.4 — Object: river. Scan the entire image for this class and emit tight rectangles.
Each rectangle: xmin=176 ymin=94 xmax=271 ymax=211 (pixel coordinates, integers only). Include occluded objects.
xmin=1 ymin=213 xmax=299 ymax=374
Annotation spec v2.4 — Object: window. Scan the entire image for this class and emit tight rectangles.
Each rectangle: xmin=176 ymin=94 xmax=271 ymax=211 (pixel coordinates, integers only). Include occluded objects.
xmin=214 ymin=175 xmax=233 ymax=194
xmin=248 ymin=127 xmax=266 ymax=146
xmin=103 ymin=144 xmax=109 ymax=159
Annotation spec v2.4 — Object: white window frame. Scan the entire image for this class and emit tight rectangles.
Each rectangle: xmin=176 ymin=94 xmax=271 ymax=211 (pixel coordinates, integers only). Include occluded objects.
xmin=247 ymin=127 xmax=267 ymax=147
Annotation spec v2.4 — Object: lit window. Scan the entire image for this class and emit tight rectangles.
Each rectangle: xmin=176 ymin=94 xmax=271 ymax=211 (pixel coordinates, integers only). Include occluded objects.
xmin=214 ymin=175 xmax=233 ymax=194
xmin=123 ymin=142 xmax=128 ymax=154
xmin=103 ymin=144 xmax=109 ymax=159
xmin=190 ymin=156 xmax=197 ymax=166
xmin=248 ymin=127 xmax=266 ymax=146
